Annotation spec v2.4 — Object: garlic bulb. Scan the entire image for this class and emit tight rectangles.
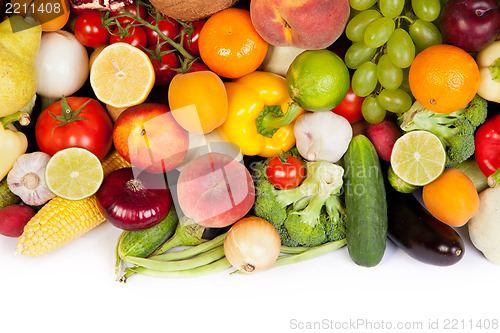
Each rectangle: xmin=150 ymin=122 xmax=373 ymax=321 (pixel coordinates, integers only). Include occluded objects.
xmin=7 ymin=152 xmax=55 ymax=206
xmin=294 ymin=111 xmax=353 ymax=163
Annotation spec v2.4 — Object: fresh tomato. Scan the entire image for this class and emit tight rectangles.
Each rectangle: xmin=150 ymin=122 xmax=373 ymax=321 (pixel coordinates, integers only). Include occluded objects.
xmin=266 ymin=153 xmax=305 ymax=190
xmin=110 ymin=25 xmax=148 ymax=49
xmin=180 ymin=19 xmax=206 ymax=56
xmin=74 ymin=10 xmax=110 ymax=48
xmin=110 ymin=3 xmax=147 ymax=25
xmin=331 ymin=85 xmax=365 ymax=124
xmin=35 ymin=97 xmax=113 ymax=161
xmin=148 ymin=45 xmax=180 ymax=86
xmin=185 ymin=61 xmax=208 ymax=73
xmin=144 ymin=15 xmax=180 ymax=47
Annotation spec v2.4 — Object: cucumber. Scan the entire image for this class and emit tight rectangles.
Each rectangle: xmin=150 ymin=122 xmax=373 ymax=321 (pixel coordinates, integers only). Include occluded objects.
xmin=0 ymin=178 xmax=20 ymax=209
xmin=386 ymin=187 xmax=464 ymax=266
xmin=344 ymin=134 xmax=388 ymax=267
xmin=117 ymin=206 xmax=179 ymax=259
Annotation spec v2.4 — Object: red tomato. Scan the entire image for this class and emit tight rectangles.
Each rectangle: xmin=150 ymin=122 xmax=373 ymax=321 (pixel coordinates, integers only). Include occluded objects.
xmin=110 ymin=3 xmax=147 ymax=25
xmin=331 ymin=85 xmax=365 ymax=124
xmin=144 ymin=15 xmax=180 ymax=47
xmin=148 ymin=45 xmax=180 ymax=86
xmin=266 ymin=154 xmax=305 ymax=190
xmin=180 ymin=19 xmax=206 ymax=56
xmin=35 ymin=97 xmax=113 ymax=161
xmin=74 ymin=10 xmax=110 ymax=48
xmin=185 ymin=61 xmax=208 ymax=73
xmin=110 ymin=25 xmax=148 ymax=49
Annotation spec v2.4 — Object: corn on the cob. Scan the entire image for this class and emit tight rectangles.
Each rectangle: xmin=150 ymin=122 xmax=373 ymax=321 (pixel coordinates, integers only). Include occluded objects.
xmin=102 ymin=149 xmax=131 ymax=177
xmin=15 ymin=149 xmax=131 ymax=256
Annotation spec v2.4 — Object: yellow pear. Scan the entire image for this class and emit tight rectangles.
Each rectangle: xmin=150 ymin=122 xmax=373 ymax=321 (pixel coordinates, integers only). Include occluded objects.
xmin=0 ymin=15 xmax=42 ymax=117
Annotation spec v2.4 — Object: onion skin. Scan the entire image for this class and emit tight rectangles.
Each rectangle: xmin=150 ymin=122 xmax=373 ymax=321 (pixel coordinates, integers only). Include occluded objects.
xmin=96 ymin=168 xmax=172 ymax=231
xmin=223 ymin=216 xmax=281 ymax=273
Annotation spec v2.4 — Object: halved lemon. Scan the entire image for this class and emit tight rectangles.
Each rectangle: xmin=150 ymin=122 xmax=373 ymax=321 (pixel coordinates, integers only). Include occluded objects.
xmin=45 ymin=147 xmax=104 ymax=201
xmin=390 ymin=130 xmax=446 ymax=186
xmin=90 ymin=42 xmax=154 ymax=108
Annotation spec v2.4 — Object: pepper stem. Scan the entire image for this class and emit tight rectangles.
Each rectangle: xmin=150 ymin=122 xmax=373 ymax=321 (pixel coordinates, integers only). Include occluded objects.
xmin=257 ymin=102 xmax=301 ymax=138
xmin=487 ymin=167 xmax=500 ymax=188
xmin=1 ymin=111 xmax=31 ymax=129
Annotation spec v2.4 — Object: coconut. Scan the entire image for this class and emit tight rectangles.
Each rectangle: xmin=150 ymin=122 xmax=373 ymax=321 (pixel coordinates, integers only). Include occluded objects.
xmin=149 ymin=0 xmax=238 ymax=21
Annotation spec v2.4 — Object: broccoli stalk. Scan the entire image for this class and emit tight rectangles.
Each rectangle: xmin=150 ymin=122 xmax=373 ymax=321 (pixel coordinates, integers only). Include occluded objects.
xmin=276 ymin=160 xmax=344 ymax=227
xmin=398 ymin=95 xmax=488 ymax=167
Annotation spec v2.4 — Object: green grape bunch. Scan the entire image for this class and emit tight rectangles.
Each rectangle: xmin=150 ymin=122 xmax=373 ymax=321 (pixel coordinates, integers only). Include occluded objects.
xmin=345 ymin=0 xmax=443 ymax=124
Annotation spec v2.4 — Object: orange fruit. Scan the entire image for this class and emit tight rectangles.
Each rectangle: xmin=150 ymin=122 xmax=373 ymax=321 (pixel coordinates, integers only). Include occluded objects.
xmin=199 ymin=8 xmax=268 ymax=79
xmin=422 ymin=168 xmax=480 ymax=227
xmin=168 ymin=71 xmax=228 ymax=134
xmin=409 ymin=44 xmax=480 ymax=114
xmin=90 ymin=43 xmax=155 ymax=108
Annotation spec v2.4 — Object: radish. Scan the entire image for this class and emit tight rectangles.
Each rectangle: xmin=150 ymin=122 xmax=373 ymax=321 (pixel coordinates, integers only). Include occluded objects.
xmin=366 ymin=119 xmax=402 ymax=162
xmin=0 ymin=205 xmax=36 ymax=237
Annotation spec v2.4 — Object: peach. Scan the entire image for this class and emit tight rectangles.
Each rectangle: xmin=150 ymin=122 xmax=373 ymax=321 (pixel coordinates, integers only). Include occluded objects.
xmin=177 ymin=152 xmax=255 ymax=228
xmin=250 ymin=0 xmax=350 ymax=50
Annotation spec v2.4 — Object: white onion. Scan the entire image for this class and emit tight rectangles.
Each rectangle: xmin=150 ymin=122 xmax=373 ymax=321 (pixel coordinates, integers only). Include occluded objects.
xmin=224 ymin=217 xmax=281 ymax=273
xmin=35 ymin=30 xmax=89 ymax=99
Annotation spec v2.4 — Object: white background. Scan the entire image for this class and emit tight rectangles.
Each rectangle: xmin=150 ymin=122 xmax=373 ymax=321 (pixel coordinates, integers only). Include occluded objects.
xmin=1 ymin=221 xmax=499 ymax=333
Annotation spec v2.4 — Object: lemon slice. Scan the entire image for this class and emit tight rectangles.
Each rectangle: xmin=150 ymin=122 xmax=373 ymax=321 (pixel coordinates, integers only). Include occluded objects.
xmin=390 ymin=130 xmax=446 ymax=186
xmin=45 ymin=147 xmax=104 ymax=201
xmin=90 ymin=42 xmax=154 ymax=108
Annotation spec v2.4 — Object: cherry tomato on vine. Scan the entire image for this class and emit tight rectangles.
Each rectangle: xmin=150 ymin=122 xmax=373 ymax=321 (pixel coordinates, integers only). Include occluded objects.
xmin=180 ymin=19 xmax=206 ymax=56
xmin=185 ymin=61 xmax=208 ymax=73
xmin=110 ymin=25 xmax=148 ymax=49
xmin=148 ymin=45 xmax=180 ymax=86
xmin=266 ymin=153 xmax=305 ymax=190
xmin=35 ymin=97 xmax=113 ymax=161
xmin=144 ymin=15 xmax=180 ymax=47
xmin=110 ymin=3 xmax=147 ymax=25
xmin=331 ymin=84 xmax=365 ymax=124
xmin=74 ymin=10 xmax=110 ymax=48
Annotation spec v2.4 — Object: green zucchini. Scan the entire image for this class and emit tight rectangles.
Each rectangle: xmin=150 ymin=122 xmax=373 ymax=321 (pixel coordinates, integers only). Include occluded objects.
xmin=0 ymin=178 xmax=20 ymax=209
xmin=117 ymin=206 xmax=179 ymax=259
xmin=344 ymin=134 xmax=387 ymax=267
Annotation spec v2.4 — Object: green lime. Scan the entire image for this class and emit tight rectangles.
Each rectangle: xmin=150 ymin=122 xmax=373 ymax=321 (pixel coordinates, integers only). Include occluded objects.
xmin=286 ymin=49 xmax=350 ymax=112
xmin=390 ymin=130 xmax=446 ymax=186
xmin=45 ymin=147 xmax=104 ymax=201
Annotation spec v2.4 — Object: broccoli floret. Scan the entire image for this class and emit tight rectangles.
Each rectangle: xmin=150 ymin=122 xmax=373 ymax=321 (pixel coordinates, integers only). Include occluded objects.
xmin=252 ymin=156 xmax=346 ymax=247
xmin=398 ymin=94 xmax=488 ymax=167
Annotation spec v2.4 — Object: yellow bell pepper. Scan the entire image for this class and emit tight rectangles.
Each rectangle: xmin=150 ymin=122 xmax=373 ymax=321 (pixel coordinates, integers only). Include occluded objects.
xmin=0 ymin=111 xmax=29 ymax=180
xmin=217 ymin=71 xmax=305 ymax=158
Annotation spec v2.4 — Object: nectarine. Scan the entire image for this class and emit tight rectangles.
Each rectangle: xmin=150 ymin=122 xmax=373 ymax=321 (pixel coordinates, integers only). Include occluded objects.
xmin=250 ymin=0 xmax=350 ymax=50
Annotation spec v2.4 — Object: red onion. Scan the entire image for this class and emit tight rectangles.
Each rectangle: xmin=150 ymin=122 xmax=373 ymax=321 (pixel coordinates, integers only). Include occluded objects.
xmin=96 ymin=167 xmax=171 ymax=231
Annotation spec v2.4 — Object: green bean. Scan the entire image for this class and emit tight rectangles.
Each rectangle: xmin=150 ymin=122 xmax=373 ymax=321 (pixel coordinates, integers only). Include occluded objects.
xmin=148 ymin=232 xmax=228 ymax=261
xmin=123 ymin=246 xmax=225 ymax=272
xmin=235 ymin=238 xmax=347 ymax=274
xmin=120 ymin=257 xmax=232 ymax=282
xmin=273 ymin=239 xmax=347 ymax=268
xmin=280 ymin=245 xmax=311 ymax=254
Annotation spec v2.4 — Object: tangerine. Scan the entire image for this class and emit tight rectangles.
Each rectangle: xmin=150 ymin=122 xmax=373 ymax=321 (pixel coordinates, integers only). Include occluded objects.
xmin=199 ymin=8 xmax=268 ymax=79
xmin=409 ymin=44 xmax=480 ymax=114
xmin=422 ymin=168 xmax=480 ymax=227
